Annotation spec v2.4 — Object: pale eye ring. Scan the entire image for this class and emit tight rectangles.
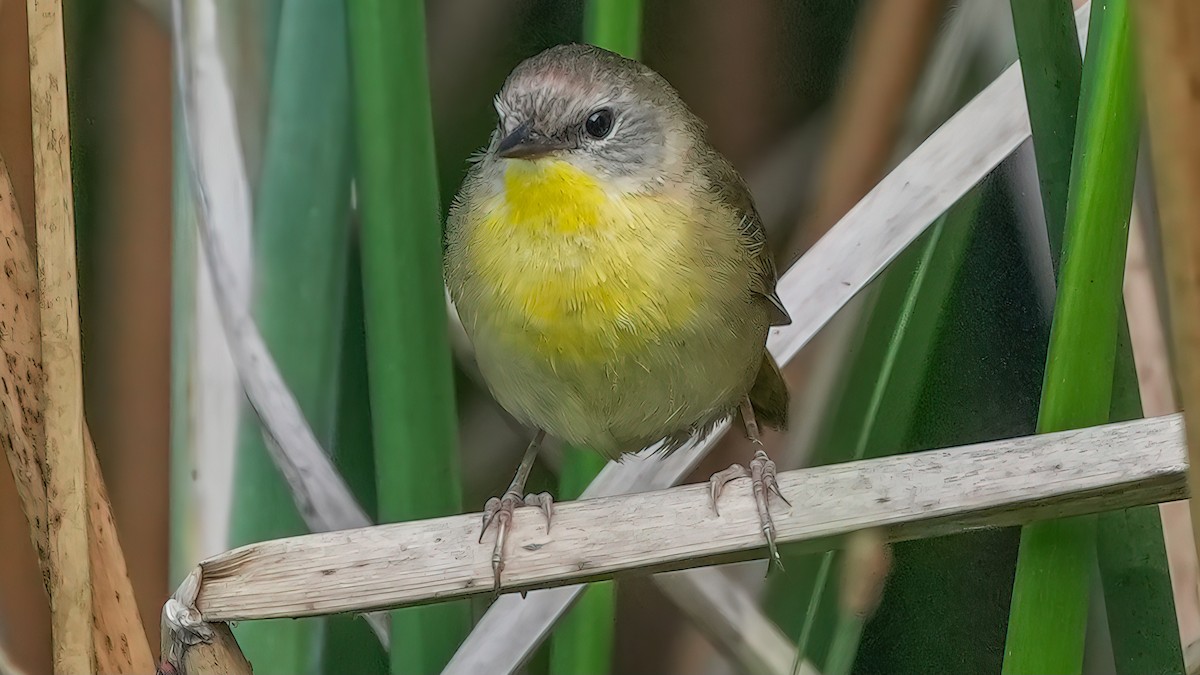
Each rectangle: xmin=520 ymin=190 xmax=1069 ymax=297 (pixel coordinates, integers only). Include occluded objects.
xmin=584 ymin=108 xmax=615 ymax=139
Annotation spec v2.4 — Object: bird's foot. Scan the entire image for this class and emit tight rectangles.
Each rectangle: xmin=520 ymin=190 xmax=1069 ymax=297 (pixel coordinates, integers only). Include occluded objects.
xmin=709 ymin=446 xmax=790 ymax=572
xmin=479 ymin=490 xmax=554 ymax=593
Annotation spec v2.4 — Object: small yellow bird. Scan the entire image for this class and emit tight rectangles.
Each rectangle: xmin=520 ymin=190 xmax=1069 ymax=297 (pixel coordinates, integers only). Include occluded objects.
xmin=445 ymin=43 xmax=791 ymax=589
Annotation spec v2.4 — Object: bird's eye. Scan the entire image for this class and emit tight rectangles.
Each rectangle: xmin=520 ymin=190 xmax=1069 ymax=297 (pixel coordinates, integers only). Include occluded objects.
xmin=584 ymin=109 xmax=614 ymax=139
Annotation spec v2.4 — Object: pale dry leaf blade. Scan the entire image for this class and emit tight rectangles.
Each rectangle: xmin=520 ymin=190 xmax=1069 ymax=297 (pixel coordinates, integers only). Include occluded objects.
xmin=654 ymin=567 xmax=815 ymax=675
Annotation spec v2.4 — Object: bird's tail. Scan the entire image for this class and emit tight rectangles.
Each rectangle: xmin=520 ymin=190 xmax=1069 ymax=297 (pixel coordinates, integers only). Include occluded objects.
xmin=749 ymin=352 xmax=789 ymax=430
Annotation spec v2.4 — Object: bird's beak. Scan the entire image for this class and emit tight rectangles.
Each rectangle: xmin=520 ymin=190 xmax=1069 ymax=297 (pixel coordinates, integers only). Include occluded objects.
xmin=496 ymin=121 xmax=569 ymax=160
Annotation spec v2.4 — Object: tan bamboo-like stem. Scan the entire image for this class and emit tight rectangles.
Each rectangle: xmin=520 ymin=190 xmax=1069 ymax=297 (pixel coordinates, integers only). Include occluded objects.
xmin=24 ymin=0 xmax=92 ymax=671
xmin=175 ymin=624 xmax=252 ymax=675
xmin=158 ymin=571 xmax=252 ymax=674
xmin=2 ymin=120 xmax=152 ymax=675
xmin=1134 ymin=0 xmax=1200 ymax=580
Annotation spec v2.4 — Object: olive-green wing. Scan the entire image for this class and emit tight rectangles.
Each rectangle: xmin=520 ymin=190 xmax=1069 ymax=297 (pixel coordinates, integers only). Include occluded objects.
xmin=706 ymin=153 xmax=792 ymax=327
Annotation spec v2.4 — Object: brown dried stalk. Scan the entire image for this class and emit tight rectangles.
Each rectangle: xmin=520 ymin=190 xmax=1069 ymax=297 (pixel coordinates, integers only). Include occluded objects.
xmin=1 ymin=156 xmax=153 ymax=672
xmin=24 ymin=0 xmax=92 ymax=669
xmin=1134 ymin=0 xmax=1200 ymax=583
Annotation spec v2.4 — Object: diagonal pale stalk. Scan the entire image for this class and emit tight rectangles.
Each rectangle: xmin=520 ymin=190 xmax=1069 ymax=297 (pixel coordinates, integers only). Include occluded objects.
xmin=768 ymin=195 xmax=978 ymax=672
xmin=171 ymin=0 xmax=394 ymax=648
xmin=1 ymin=156 xmax=156 ymax=675
xmin=168 ymin=0 xmax=258 ymax=596
xmin=548 ymin=2 xmax=641 ymax=673
xmin=444 ymin=7 xmax=1094 ymax=673
xmin=1001 ymin=1 xmax=1141 ymax=672
xmin=170 ymin=25 xmax=383 ymax=675
xmin=224 ymin=1 xmax=354 ymax=671
xmin=1011 ymin=2 xmax=1183 ymax=672
xmin=346 ymin=0 xmax=468 ymax=672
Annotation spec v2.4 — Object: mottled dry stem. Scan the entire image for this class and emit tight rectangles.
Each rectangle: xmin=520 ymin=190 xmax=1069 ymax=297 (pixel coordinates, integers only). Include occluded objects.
xmin=1 ymin=140 xmax=152 ymax=674
xmin=25 ymin=0 xmax=92 ymax=669
xmin=181 ymin=624 xmax=252 ymax=675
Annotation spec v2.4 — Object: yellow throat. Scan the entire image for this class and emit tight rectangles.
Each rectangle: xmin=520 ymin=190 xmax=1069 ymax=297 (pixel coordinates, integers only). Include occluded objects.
xmin=465 ymin=158 xmax=702 ymax=361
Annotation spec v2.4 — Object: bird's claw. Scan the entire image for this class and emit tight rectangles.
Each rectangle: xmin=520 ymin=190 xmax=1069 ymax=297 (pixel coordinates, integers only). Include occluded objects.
xmin=524 ymin=492 xmax=554 ymax=533
xmin=709 ymin=447 xmax=789 ymax=574
xmin=708 ymin=464 xmax=749 ymax=517
xmin=479 ymin=491 xmax=554 ymax=593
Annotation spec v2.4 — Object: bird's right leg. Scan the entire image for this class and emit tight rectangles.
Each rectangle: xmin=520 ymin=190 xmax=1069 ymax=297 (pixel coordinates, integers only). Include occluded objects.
xmin=480 ymin=429 xmax=553 ymax=592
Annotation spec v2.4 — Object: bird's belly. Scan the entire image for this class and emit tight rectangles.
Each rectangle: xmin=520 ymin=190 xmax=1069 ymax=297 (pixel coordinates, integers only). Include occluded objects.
xmin=463 ymin=229 xmax=765 ymax=455
xmin=473 ymin=315 xmax=764 ymax=456
xmin=451 ymin=158 xmax=764 ymax=453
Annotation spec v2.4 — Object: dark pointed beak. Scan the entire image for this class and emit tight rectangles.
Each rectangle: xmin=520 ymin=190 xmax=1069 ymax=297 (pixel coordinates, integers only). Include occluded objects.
xmin=496 ymin=121 xmax=569 ymax=159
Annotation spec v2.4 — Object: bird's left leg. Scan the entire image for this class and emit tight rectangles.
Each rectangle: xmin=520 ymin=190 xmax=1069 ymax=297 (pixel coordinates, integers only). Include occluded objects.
xmin=480 ymin=430 xmax=553 ymax=592
xmin=708 ymin=396 xmax=791 ymax=571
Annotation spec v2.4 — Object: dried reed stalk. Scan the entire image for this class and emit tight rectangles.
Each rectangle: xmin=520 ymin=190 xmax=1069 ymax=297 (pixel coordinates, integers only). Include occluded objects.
xmin=193 ymin=414 xmax=1185 ymax=622
xmin=158 ymin=572 xmax=251 ymax=675
xmin=25 ymin=0 xmax=92 ymax=670
xmin=173 ymin=624 xmax=251 ymax=675
xmin=1134 ymin=0 xmax=1200 ymax=586
xmin=1 ymin=148 xmax=152 ymax=674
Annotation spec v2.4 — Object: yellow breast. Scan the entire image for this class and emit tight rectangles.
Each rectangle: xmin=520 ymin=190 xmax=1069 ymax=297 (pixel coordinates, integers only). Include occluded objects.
xmin=465 ymin=159 xmax=703 ymax=361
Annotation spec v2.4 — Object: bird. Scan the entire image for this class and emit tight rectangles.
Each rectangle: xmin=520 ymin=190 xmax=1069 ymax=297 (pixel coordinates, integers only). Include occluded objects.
xmin=444 ymin=43 xmax=792 ymax=592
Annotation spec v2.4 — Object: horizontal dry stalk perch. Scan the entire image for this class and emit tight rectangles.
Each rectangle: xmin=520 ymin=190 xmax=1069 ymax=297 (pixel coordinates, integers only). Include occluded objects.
xmin=186 ymin=413 xmax=1185 ymax=622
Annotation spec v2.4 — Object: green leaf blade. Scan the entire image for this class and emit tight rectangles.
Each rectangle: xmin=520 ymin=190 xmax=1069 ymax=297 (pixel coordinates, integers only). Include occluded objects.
xmin=347 ymin=0 xmax=470 ymax=672
xmin=1002 ymin=1 xmax=1146 ymax=672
